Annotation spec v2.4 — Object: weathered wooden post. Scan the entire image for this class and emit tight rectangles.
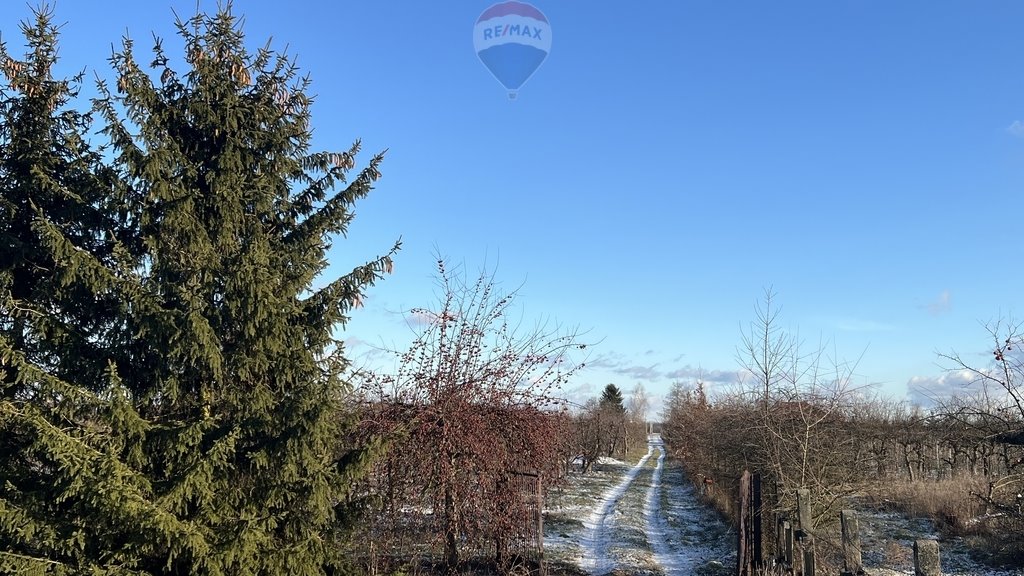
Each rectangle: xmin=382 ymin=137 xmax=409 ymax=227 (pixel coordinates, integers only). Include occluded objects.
xmin=795 ymin=489 xmax=814 ymax=576
xmin=802 ymin=548 xmax=816 ymax=576
xmin=738 ymin=470 xmax=753 ymax=576
xmin=775 ymin=516 xmax=786 ymax=563
xmin=913 ymin=539 xmax=941 ymax=576
xmin=784 ymin=521 xmax=794 ymax=568
xmin=796 ymin=489 xmax=812 ymax=536
xmin=753 ymin=473 xmax=763 ymax=571
xmin=840 ymin=509 xmax=863 ymax=576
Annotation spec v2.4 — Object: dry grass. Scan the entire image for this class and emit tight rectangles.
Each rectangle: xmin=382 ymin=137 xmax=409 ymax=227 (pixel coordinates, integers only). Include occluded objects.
xmin=863 ymin=476 xmax=989 ymax=535
xmin=880 ymin=540 xmax=913 ymax=570
xmin=862 ymin=475 xmax=1024 ymax=569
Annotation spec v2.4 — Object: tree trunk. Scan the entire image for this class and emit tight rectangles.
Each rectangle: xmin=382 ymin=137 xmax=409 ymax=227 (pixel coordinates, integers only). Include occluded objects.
xmin=444 ymin=457 xmax=460 ymax=572
xmin=444 ymin=487 xmax=459 ymax=571
xmin=903 ymin=444 xmax=915 ymax=482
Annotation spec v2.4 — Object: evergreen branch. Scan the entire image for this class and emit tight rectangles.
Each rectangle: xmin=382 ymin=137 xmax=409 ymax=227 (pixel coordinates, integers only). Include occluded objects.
xmin=31 ymin=216 xmax=171 ymax=333
xmin=301 ymin=243 xmax=400 ymax=337
xmin=0 ymin=549 xmax=67 ymax=569
xmin=7 ymin=400 xmax=210 ymax=563
xmin=0 ymin=548 xmax=151 ymax=576
xmin=285 ymin=150 xmax=386 ymax=247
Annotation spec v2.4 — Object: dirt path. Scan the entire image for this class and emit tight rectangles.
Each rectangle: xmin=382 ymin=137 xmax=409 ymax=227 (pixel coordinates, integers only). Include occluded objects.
xmin=641 ymin=436 xmax=733 ymax=576
xmin=643 ymin=442 xmax=673 ymax=573
xmin=646 ymin=442 xmax=734 ymax=575
xmin=577 ymin=444 xmax=654 ymax=574
xmin=546 ymin=435 xmax=733 ymax=576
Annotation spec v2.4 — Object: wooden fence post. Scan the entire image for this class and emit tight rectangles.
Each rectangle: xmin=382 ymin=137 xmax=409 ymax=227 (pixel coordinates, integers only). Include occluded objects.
xmin=753 ymin=473 xmax=763 ymax=571
xmin=796 ymin=489 xmax=812 ymax=536
xmin=803 ymin=548 xmax=816 ymax=576
xmin=738 ymin=470 xmax=752 ymax=576
xmin=784 ymin=521 xmax=794 ymax=567
xmin=795 ymin=489 xmax=813 ymax=576
xmin=775 ymin=516 xmax=785 ymax=563
xmin=840 ymin=509 xmax=863 ymax=576
xmin=913 ymin=539 xmax=941 ymax=576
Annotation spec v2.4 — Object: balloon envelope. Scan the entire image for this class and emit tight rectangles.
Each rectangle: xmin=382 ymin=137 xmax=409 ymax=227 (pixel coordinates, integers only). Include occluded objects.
xmin=473 ymin=2 xmax=551 ymax=96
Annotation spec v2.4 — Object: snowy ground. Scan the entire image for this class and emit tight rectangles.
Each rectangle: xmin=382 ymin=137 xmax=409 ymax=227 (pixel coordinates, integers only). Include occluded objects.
xmin=854 ymin=505 xmax=1021 ymax=576
xmin=544 ymin=435 xmax=735 ymax=576
xmin=544 ymin=435 xmax=1019 ymax=576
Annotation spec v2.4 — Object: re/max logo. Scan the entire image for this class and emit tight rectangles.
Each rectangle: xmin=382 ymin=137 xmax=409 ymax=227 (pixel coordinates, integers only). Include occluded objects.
xmin=482 ymin=24 xmax=543 ymax=41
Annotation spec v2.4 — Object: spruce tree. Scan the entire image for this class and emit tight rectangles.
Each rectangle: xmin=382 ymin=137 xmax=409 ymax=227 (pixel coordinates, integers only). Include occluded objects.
xmin=1 ymin=6 xmax=396 ymax=575
xmin=0 ymin=8 xmax=120 ymax=394
xmin=599 ymin=383 xmax=625 ymax=413
xmin=0 ymin=9 xmax=139 ymax=574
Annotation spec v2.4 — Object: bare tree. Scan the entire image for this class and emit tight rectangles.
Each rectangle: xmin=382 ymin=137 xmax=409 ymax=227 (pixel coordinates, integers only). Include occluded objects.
xmin=937 ymin=319 xmax=1024 ymax=537
xmin=628 ymin=382 xmax=651 ymax=435
xmin=940 ymin=318 xmax=1024 ymax=439
xmin=731 ymin=290 xmax=865 ymax=520
xmin=738 ymin=287 xmax=795 ymax=418
xmin=572 ymin=398 xmax=616 ymax=473
xmin=358 ymin=259 xmax=586 ymax=571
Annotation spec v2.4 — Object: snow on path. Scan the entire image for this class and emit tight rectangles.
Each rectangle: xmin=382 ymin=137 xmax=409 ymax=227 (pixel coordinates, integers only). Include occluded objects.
xmin=643 ymin=439 xmax=676 ymax=575
xmin=578 ymin=443 xmax=654 ymax=575
xmin=644 ymin=435 xmax=736 ymax=575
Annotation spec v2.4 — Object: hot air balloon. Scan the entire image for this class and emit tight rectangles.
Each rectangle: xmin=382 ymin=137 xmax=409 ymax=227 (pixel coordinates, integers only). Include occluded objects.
xmin=473 ymin=1 xmax=551 ymax=99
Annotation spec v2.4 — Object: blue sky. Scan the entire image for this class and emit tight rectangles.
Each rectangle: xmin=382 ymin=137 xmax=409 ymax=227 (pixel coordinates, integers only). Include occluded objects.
xmin=8 ymin=1 xmax=1024 ymax=415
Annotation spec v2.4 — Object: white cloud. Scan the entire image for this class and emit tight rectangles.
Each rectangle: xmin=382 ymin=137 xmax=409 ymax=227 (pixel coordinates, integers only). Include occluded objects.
xmin=612 ymin=364 xmax=663 ymax=381
xmin=1007 ymin=120 xmax=1024 ymax=137
xmin=583 ymin=352 xmax=667 ymax=381
xmin=922 ymin=290 xmax=951 ymax=316
xmin=906 ymin=368 xmax=1002 ymax=406
xmin=343 ymin=336 xmax=368 ymax=349
xmin=663 ymin=365 xmax=747 ymax=387
xmin=581 ymin=350 xmax=745 ymax=391
xmin=584 ymin=352 xmax=628 ymax=370
xmin=561 ymin=382 xmax=596 ymax=410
